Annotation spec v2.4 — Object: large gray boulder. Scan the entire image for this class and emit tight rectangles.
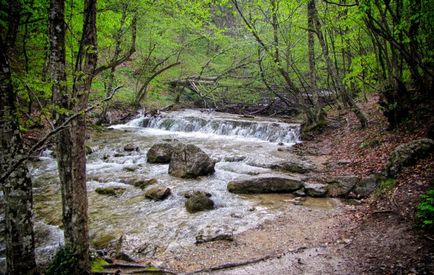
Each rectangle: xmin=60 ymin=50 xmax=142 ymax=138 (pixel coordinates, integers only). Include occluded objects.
xmin=227 ymin=176 xmax=303 ymax=194
xmin=147 ymin=143 xmax=176 ymax=163
xmin=326 ymin=175 xmax=380 ymax=198
xmin=326 ymin=176 xmax=359 ymax=197
xmin=385 ymin=138 xmax=434 ymax=177
xmin=185 ymin=191 xmax=215 ymax=213
xmin=168 ymin=144 xmax=215 ymax=178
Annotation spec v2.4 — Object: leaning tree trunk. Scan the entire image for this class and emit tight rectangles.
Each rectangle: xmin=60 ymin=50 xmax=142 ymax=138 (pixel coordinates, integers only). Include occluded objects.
xmin=0 ymin=37 xmax=37 ymax=275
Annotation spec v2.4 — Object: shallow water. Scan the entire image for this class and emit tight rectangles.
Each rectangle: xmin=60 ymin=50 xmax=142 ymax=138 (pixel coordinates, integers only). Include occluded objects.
xmin=1 ymin=110 xmax=334 ymax=268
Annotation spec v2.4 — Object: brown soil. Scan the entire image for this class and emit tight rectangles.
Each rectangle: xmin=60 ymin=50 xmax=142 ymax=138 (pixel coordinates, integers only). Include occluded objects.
xmin=148 ymin=95 xmax=434 ymax=274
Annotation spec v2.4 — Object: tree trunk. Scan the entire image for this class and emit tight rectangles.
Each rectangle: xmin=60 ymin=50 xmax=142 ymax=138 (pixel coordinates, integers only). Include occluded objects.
xmin=306 ymin=0 xmax=325 ymax=126
xmin=49 ymin=0 xmax=97 ymax=272
xmin=0 ymin=37 xmax=37 ymax=275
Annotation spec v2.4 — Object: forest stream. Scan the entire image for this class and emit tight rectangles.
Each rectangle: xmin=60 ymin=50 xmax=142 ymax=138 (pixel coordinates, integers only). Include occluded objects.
xmin=1 ymin=109 xmax=342 ymax=271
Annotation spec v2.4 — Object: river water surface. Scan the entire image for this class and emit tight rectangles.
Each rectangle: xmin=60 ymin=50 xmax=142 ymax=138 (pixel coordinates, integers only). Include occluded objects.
xmin=1 ymin=109 xmax=334 ymax=268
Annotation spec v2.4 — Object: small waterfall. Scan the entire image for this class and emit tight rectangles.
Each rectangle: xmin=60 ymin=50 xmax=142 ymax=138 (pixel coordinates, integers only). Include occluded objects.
xmin=140 ymin=110 xmax=300 ymax=144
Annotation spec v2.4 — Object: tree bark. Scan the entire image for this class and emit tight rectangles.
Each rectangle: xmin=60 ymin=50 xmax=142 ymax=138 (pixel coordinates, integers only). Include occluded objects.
xmin=0 ymin=37 xmax=37 ymax=275
xmin=49 ymin=0 xmax=97 ymax=272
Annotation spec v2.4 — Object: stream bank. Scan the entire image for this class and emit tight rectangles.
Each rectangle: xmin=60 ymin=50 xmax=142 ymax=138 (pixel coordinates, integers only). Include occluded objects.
xmin=2 ymin=97 xmax=432 ymax=274
xmin=138 ymin=96 xmax=433 ymax=274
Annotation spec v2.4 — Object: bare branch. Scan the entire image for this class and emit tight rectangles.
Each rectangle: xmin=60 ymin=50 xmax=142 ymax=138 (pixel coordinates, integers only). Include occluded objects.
xmin=322 ymin=0 xmax=358 ymax=7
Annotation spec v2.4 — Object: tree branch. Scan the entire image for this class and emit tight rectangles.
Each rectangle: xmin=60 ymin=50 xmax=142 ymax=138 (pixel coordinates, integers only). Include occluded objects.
xmin=322 ymin=0 xmax=358 ymax=7
xmin=94 ymin=14 xmax=137 ymax=75
xmin=0 ymin=85 xmax=123 ymax=184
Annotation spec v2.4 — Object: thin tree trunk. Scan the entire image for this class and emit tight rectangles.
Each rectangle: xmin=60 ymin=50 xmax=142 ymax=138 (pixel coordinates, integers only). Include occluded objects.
xmin=99 ymin=4 xmax=129 ymax=124
xmin=313 ymin=1 xmax=368 ymax=128
xmin=0 ymin=36 xmax=37 ymax=275
xmin=307 ymin=0 xmax=324 ymax=125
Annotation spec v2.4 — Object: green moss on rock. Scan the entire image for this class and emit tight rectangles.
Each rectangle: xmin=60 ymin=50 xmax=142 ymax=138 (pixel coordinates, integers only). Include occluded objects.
xmin=95 ymin=187 xmax=125 ymax=196
xmin=185 ymin=191 xmax=214 ymax=213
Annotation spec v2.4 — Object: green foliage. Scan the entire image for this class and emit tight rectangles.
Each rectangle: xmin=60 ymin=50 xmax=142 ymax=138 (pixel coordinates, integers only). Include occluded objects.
xmin=417 ymin=188 xmax=434 ymax=230
xmin=374 ymin=178 xmax=396 ymax=197
xmin=46 ymin=247 xmax=79 ymax=275
xmin=90 ymin=258 xmax=109 ymax=272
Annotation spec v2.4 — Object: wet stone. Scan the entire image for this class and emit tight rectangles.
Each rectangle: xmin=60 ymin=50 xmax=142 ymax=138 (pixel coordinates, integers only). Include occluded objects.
xmin=124 ymin=143 xmax=139 ymax=152
xmin=227 ymin=176 xmax=303 ymax=194
xmin=185 ymin=191 xmax=215 ymax=213
xmin=145 ymin=187 xmax=171 ymax=201
xmin=304 ymin=183 xmax=327 ymax=197
xmin=147 ymin=143 xmax=176 ymax=164
xmin=169 ymin=144 xmax=215 ymax=178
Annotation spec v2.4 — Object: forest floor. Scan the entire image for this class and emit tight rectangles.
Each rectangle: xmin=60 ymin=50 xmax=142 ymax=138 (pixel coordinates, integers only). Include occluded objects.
xmin=147 ymin=95 xmax=434 ymax=274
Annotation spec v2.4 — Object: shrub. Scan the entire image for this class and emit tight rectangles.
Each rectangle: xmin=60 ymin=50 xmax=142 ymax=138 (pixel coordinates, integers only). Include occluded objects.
xmin=417 ymin=188 xmax=434 ymax=231
xmin=46 ymin=247 xmax=79 ymax=275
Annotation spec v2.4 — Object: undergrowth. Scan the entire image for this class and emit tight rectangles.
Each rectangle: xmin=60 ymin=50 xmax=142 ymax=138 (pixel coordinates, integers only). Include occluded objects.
xmin=417 ymin=188 xmax=434 ymax=231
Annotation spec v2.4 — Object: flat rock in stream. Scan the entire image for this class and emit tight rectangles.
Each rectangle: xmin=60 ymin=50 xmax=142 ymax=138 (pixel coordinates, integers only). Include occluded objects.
xmin=169 ymin=144 xmax=215 ymax=178
xmin=227 ymin=176 xmax=303 ymax=194
xmin=246 ymin=158 xmax=315 ymax=174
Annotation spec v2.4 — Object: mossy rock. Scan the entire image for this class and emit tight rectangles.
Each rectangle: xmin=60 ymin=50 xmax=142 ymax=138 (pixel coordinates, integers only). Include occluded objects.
xmin=185 ymin=191 xmax=214 ymax=213
xmin=91 ymin=258 xmax=109 ymax=273
xmin=122 ymin=165 xmax=138 ymax=172
xmin=145 ymin=187 xmax=171 ymax=201
xmin=85 ymin=145 xmax=93 ymax=155
xmin=386 ymin=138 xmax=434 ymax=177
xmin=95 ymin=187 xmax=126 ymax=196
xmin=132 ymin=178 xmax=158 ymax=189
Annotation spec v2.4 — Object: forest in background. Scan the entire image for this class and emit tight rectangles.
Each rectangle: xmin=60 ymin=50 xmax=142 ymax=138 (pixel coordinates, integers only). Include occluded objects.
xmin=4 ymin=0 xmax=433 ymax=128
xmin=1 ymin=0 xmax=433 ymax=273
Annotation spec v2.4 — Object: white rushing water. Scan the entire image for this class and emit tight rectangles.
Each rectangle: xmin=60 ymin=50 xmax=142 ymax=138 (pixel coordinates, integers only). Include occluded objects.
xmin=1 ymin=109 xmax=309 ymax=270
xmin=113 ymin=109 xmax=300 ymax=145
